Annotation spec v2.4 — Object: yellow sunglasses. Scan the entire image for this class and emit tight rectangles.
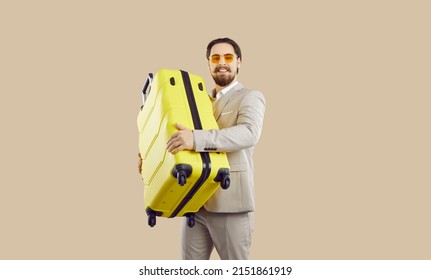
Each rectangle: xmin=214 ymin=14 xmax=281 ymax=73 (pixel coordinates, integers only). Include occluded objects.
xmin=210 ymin=54 xmax=236 ymax=64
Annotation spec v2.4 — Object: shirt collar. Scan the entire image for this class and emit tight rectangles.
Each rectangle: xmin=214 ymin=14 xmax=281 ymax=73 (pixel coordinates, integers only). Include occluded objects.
xmin=215 ymin=81 xmax=239 ymax=99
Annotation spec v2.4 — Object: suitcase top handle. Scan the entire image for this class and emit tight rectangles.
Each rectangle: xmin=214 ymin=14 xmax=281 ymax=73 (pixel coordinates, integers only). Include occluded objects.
xmin=142 ymin=73 xmax=154 ymax=103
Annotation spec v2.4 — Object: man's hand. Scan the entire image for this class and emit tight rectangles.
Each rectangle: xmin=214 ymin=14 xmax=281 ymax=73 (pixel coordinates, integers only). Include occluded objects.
xmin=167 ymin=123 xmax=194 ymax=154
xmin=138 ymin=152 xmax=142 ymax=174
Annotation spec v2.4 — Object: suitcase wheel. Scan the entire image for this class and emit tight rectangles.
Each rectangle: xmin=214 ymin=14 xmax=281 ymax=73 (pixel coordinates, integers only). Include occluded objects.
xmin=148 ymin=214 xmax=156 ymax=227
xmin=172 ymin=164 xmax=192 ymax=186
xmin=177 ymin=171 xmax=187 ymax=186
xmin=186 ymin=213 xmax=195 ymax=228
xmin=221 ymin=174 xmax=230 ymax=190
xmin=214 ymin=168 xmax=230 ymax=190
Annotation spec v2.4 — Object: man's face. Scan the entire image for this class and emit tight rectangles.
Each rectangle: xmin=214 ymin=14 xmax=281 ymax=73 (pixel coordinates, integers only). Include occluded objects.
xmin=208 ymin=43 xmax=241 ymax=87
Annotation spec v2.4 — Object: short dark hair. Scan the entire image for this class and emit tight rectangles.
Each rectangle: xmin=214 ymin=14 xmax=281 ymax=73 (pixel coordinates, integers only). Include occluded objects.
xmin=206 ymin=38 xmax=242 ymax=61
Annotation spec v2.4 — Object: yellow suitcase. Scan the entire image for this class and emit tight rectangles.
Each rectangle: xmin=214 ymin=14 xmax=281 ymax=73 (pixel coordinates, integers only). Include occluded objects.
xmin=137 ymin=69 xmax=230 ymax=227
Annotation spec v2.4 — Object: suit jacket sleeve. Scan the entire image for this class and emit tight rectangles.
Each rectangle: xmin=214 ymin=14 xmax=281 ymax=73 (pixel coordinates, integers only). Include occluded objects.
xmin=193 ymin=90 xmax=266 ymax=152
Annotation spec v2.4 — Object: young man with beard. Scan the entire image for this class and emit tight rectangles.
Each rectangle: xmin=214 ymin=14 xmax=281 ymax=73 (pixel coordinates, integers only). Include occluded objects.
xmin=166 ymin=37 xmax=266 ymax=260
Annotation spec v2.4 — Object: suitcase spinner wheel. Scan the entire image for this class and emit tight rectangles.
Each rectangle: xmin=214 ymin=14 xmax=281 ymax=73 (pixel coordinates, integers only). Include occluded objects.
xmin=221 ymin=175 xmax=230 ymax=189
xmin=171 ymin=164 xmax=193 ymax=186
xmin=214 ymin=168 xmax=231 ymax=190
xmin=148 ymin=214 xmax=156 ymax=227
xmin=185 ymin=213 xmax=195 ymax=228
xmin=146 ymin=208 xmax=162 ymax=227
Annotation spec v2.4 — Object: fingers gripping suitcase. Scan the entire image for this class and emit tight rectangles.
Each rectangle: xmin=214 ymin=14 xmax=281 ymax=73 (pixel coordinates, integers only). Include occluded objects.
xmin=137 ymin=69 xmax=230 ymax=227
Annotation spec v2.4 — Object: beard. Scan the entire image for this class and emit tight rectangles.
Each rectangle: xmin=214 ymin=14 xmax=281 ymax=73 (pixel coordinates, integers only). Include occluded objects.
xmin=211 ymin=66 xmax=236 ymax=87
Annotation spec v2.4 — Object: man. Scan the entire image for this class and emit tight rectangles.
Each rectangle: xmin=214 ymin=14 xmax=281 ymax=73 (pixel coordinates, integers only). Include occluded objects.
xmin=166 ymin=38 xmax=266 ymax=260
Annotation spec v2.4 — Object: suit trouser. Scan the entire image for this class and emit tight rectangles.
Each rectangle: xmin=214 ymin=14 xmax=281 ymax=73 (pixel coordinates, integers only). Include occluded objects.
xmin=181 ymin=207 xmax=254 ymax=260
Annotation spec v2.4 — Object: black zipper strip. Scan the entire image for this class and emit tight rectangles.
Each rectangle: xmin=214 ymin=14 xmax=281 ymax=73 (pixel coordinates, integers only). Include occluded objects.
xmin=169 ymin=70 xmax=212 ymax=218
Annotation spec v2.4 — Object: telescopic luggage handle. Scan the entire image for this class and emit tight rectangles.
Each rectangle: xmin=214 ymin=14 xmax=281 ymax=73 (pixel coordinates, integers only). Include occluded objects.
xmin=142 ymin=73 xmax=154 ymax=103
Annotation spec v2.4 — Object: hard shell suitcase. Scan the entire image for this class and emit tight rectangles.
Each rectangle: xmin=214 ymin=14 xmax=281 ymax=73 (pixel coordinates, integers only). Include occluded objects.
xmin=137 ymin=69 xmax=230 ymax=227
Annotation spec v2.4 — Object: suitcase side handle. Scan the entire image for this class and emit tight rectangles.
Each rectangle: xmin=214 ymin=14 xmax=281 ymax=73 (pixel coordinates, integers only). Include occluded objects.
xmin=142 ymin=73 xmax=154 ymax=103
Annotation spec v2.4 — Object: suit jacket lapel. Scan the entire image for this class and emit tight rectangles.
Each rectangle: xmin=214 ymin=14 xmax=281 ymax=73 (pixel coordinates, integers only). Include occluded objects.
xmin=213 ymin=83 xmax=244 ymax=120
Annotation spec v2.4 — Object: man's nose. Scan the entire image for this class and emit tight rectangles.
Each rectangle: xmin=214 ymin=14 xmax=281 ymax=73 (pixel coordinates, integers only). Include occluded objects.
xmin=218 ymin=56 xmax=228 ymax=65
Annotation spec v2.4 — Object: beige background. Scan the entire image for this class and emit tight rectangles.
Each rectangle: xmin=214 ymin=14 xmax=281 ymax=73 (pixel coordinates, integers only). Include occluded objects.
xmin=1 ymin=0 xmax=430 ymax=259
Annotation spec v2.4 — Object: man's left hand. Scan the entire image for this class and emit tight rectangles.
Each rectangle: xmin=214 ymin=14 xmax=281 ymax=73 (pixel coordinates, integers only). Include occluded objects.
xmin=167 ymin=123 xmax=194 ymax=154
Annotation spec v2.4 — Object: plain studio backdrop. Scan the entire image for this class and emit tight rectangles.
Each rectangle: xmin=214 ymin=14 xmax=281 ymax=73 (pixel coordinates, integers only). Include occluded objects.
xmin=1 ymin=0 xmax=430 ymax=259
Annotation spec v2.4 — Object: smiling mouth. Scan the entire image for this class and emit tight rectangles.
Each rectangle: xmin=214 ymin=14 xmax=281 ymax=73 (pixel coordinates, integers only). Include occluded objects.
xmin=215 ymin=67 xmax=230 ymax=73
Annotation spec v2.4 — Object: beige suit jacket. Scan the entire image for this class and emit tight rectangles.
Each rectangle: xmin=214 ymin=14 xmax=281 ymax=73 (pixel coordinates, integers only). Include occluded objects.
xmin=193 ymin=82 xmax=266 ymax=213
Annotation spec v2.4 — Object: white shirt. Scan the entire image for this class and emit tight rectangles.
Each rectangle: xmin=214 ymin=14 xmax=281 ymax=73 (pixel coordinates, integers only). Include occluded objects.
xmin=215 ymin=81 xmax=239 ymax=99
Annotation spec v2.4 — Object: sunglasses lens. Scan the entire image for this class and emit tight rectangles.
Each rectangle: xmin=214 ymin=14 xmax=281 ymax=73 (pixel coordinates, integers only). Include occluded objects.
xmin=211 ymin=55 xmax=220 ymax=63
xmin=224 ymin=54 xmax=234 ymax=63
